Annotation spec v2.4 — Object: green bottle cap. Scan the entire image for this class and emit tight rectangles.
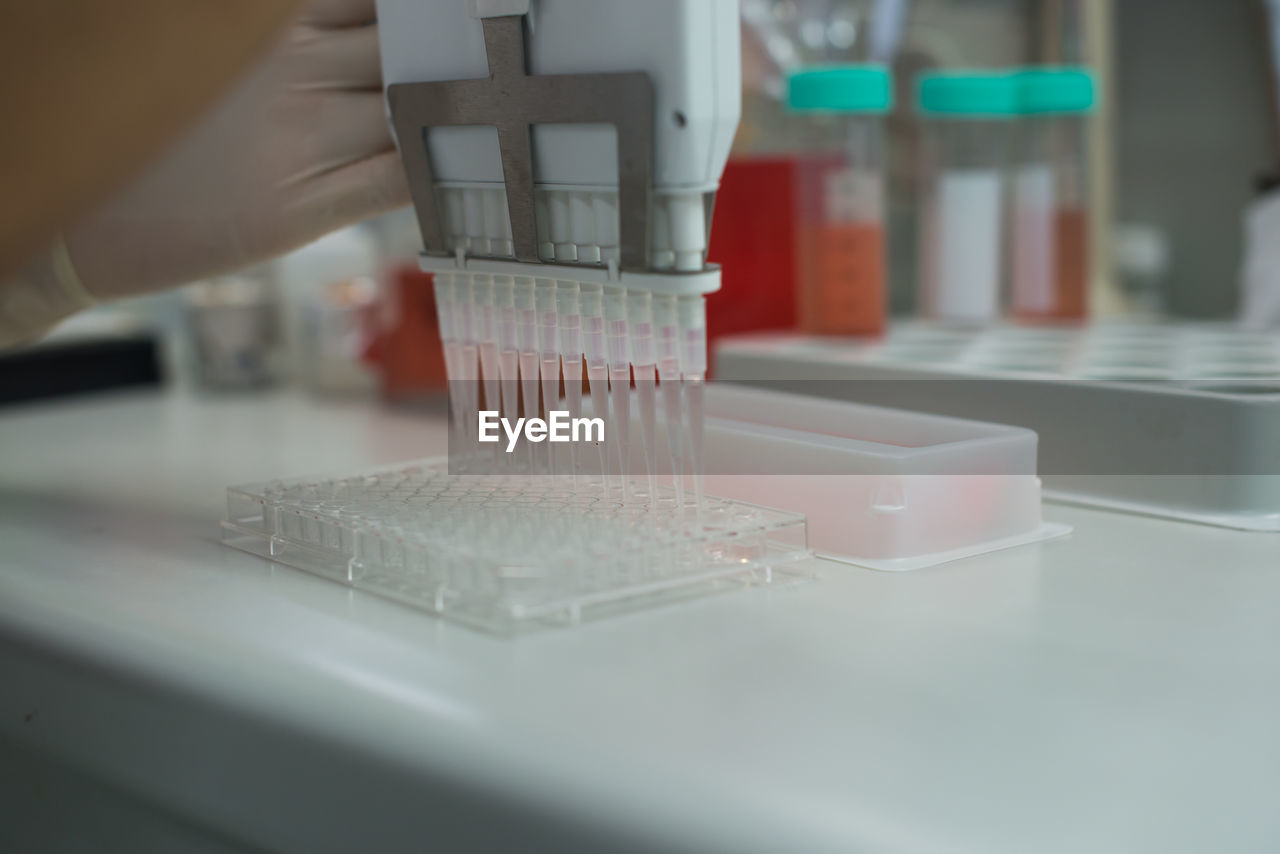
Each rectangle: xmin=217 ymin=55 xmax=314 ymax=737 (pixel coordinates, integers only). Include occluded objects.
xmin=787 ymin=65 xmax=893 ymax=114
xmin=1019 ymin=67 xmax=1097 ymax=114
xmin=917 ymin=71 xmax=1020 ymax=118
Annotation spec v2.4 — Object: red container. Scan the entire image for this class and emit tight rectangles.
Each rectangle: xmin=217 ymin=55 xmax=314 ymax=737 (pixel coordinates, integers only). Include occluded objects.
xmin=372 ymin=264 xmax=447 ymax=402
xmin=706 ymin=157 xmax=800 ymax=363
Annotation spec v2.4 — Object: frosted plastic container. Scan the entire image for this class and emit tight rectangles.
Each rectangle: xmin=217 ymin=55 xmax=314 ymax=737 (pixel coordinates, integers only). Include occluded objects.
xmin=787 ymin=66 xmax=892 ymax=337
xmin=917 ymin=72 xmax=1020 ymax=325
xmin=626 ymin=385 xmax=1068 ymax=571
xmin=1010 ymin=68 xmax=1096 ymax=321
xmin=275 ymin=227 xmax=382 ymax=395
xmin=186 ymin=276 xmax=279 ymax=389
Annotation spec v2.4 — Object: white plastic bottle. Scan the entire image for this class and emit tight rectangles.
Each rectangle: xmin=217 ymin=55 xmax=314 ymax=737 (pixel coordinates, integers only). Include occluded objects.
xmin=275 ymin=227 xmax=382 ymax=395
xmin=916 ymin=71 xmax=1020 ymax=325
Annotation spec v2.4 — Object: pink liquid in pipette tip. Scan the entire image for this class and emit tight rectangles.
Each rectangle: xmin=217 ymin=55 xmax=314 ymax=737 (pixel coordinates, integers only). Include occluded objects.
xmin=499 ymin=349 xmax=519 ymax=471
xmin=478 ymin=342 xmax=501 ymax=462
xmin=684 ymin=375 xmax=705 ymax=520
xmin=634 ymin=368 xmax=659 ymax=509
xmin=587 ymin=365 xmax=610 ymax=495
xmin=609 ymin=366 xmax=632 ymax=503
xmin=563 ymin=357 xmax=584 ymax=483
xmin=540 ymin=359 xmax=560 ymax=476
xmin=443 ymin=341 xmax=466 ymax=445
xmin=459 ymin=342 xmax=479 ymax=460
xmin=519 ymin=352 xmax=541 ymax=472
xmin=660 ymin=373 xmax=685 ymax=512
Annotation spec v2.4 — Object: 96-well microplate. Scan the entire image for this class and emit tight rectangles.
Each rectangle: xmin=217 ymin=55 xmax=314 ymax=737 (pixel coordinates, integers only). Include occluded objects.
xmin=222 ymin=461 xmax=811 ymax=633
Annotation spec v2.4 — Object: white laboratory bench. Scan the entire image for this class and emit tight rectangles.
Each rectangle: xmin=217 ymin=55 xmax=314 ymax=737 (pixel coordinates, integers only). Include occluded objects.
xmin=1 ymin=388 xmax=1277 ymax=853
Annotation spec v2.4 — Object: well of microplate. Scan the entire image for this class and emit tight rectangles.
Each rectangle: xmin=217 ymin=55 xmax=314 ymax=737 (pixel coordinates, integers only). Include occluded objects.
xmin=222 ymin=461 xmax=811 ymax=634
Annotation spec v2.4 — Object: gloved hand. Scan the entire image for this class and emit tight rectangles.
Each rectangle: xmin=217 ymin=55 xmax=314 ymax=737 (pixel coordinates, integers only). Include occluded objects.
xmin=65 ymin=0 xmax=409 ymax=301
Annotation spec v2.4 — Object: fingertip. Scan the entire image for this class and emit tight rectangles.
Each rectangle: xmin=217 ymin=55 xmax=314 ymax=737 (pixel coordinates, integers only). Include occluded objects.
xmin=368 ymin=150 xmax=412 ymax=211
xmin=291 ymin=150 xmax=411 ymax=237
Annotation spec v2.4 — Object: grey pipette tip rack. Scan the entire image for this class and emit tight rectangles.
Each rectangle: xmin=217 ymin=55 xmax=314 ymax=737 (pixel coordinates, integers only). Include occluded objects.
xmin=716 ymin=323 xmax=1280 ymax=531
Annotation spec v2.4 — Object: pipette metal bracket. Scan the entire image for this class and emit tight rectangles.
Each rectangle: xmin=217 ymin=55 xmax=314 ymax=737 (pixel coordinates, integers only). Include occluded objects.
xmin=389 ymin=6 xmax=715 ymax=287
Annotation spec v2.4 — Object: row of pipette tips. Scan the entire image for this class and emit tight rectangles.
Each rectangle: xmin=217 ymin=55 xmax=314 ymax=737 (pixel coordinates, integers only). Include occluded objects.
xmin=433 ymin=271 xmax=709 ymax=515
xmin=436 ymin=186 xmax=710 ymax=272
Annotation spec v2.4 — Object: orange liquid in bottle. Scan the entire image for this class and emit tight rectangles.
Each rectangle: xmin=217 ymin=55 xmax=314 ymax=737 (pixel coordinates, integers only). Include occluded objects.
xmin=797 ymin=221 xmax=886 ymax=336
xmin=1051 ymin=207 xmax=1088 ymax=320
xmin=1016 ymin=206 xmax=1089 ymax=322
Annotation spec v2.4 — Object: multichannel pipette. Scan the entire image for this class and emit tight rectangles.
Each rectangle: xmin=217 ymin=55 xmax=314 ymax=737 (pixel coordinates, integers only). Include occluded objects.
xmin=378 ymin=0 xmax=740 ymax=510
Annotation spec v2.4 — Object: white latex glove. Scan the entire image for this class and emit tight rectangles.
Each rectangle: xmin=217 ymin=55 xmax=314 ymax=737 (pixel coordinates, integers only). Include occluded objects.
xmin=65 ymin=0 xmax=409 ymax=301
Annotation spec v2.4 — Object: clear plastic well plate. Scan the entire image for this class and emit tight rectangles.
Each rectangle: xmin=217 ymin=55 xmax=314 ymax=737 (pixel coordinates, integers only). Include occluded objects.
xmin=222 ymin=461 xmax=810 ymax=633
